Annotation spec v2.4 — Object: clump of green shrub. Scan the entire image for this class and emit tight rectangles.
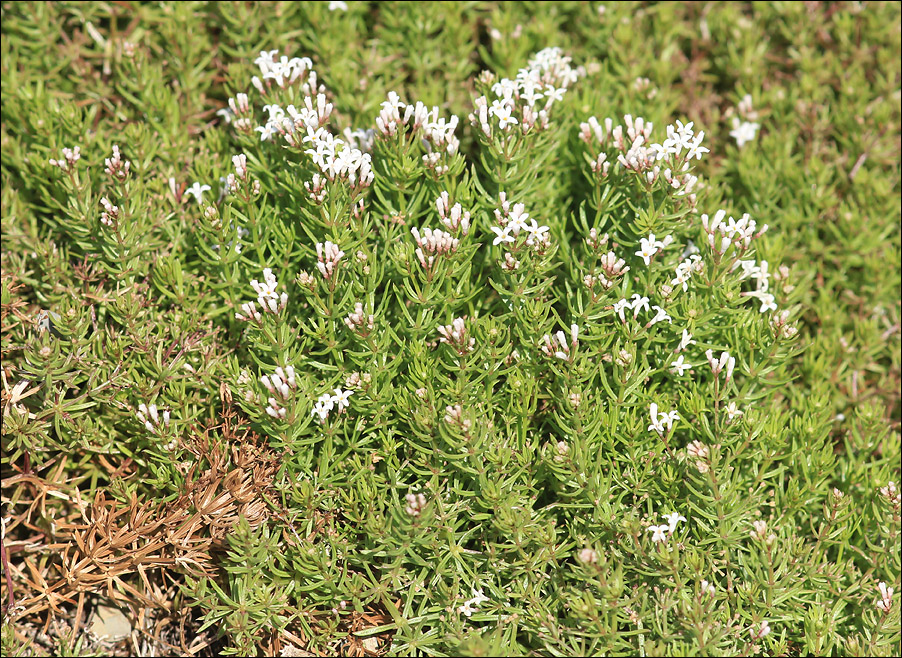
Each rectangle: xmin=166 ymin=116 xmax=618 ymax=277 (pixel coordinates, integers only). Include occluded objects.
xmin=1 ymin=2 xmax=899 ymax=657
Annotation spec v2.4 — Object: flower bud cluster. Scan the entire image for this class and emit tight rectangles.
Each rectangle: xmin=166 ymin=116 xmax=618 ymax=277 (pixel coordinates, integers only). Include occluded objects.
xmin=585 ymin=228 xmax=609 ymax=252
xmin=344 ymin=302 xmax=374 ymax=335
xmin=879 ymin=481 xmax=900 ymax=509
xmin=99 ymin=197 xmax=119 ymax=228
xmin=444 ymin=404 xmax=472 ymax=431
xmin=221 ymin=93 xmax=253 ymax=133
xmin=261 ymin=366 xmax=297 ymax=419
xmin=316 ymin=241 xmax=345 ymax=280
xmin=579 ymin=116 xmax=703 ymax=203
xmin=136 ymin=403 xmax=170 ymax=434
xmin=225 ymin=153 xmax=261 ymax=199
xmin=411 ymin=226 xmax=459 ymax=271
xmin=49 ymin=146 xmax=80 ymax=172
xmin=435 ymin=192 xmax=470 ymax=235
xmin=405 ymin=492 xmax=427 ymax=517
xmin=437 ymin=318 xmax=475 ymax=355
xmin=686 ymin=440 xmax=710 ymax=473
xmin=750 ymin=519 xmax=776 ymax=546
xmin=769 ymin=310 xmax=799 ymax=339
xmin=540 ymin=325 xmax=579 ymax=361
xmin=706 ymin=350 xmax=736 ymax=382
xmin=104 ymin=145 xmax=130 ymax=181
xmin=876 ymin=582 xmax=894 ymax=614
xmin=375 ymin=91 xmax=460 ymax=174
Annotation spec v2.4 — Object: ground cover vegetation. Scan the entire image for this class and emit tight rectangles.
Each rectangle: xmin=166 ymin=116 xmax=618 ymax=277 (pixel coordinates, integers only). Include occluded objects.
xmin=1 ymin=1 xmax=900 ymax=656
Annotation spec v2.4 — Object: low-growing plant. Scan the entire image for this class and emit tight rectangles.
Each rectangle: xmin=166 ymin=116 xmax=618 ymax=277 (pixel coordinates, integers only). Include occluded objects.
xmin=1 ymin=2 xmax=899 ymax=657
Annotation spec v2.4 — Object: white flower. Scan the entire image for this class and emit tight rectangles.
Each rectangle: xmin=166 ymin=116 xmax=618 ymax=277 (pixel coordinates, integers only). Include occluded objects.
xmin=184 ymin=182 xmax=212 ymax=205
xmin=491 ymin=225 xmax=514 ymax=246
xmin=676 ymin=329 xmax=696 ymax=352
xmin=701 ymin=580 xmax=716 ymax=597
xmin=648 ymin=305 xmax=672 ymax=326
xmin=458 ymin=600 xmax=476 ymax=617
xmin=647 ymin=524 xmax=669 ymax=543
xmin=663 ymin=512 xmax=686 ymax=534
xmin=724 ymin=401 xmax=744 ymax=422
xmin=331 ymin=388 xmax=353 ymax=411
xmin=635 ymin=234 xmax=658 ymax=266
xmin=630 ymin=294 xmax=650 ymax=317
xmin=492 ymin=104 xmax=518 ymax=131
xmin=877 ymin=582 xmax=894 ymax=613
xmin=670 ymin=355 xmax=691 ymax=376
xmin=730 ymin=118 xmax=760 ymax=148
xmin=328 ymin=0 xmax=348 ymax=10
xmin=470 ymin=587 xmax=489 ymax=606
xmin=613 ymin=299 xmax=629 ymax=323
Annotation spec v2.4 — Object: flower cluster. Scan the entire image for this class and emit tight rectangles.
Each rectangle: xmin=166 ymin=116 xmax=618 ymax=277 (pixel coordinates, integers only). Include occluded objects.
xmin=734 ymin=259 xmax=777 ymax=313
xmin=470 ymin=47 xmax=584 ymax=139
xmin=647 ymin=511 xmax=687 ymax=543
xmin=490 ymin=193 xmax=549 ymax=254
xmin=701 ymin=209 xmax=769 ymax=258
xmin=612 ymin=294 xmax=670 ymax=327
xmin=729 ymin=94 xmax=761 ymax=148
xmin=437 ymin=317 xmax=475 ymax=355
xmin=579 ymin=115 xmax=703 ymax=204
xmin=671 ymin=254 xmax=705 ymax=293
xmin=648 ymin=403 xmax=679 ymax=436
xmin=136 ymin=403 xmax=170 ymax=434
xmin=236 ymin=268 xmax=288 ymax=322
xmin=311 ymin=388 xmax=353 ymax=423
xmin=635 ymin=233 xmax=673 ymax=267
xmin=458 ymin=587 xmax=490 ymax=618
xmin=540 ymin=324 xmax=579 ymax=361
xmin=251 ymin=49 xmax=316 ymax=95
xmin=261 ymin=366 xmax=297 ymax=419
xmin=375 ymin=91 xmax=461 ymax=175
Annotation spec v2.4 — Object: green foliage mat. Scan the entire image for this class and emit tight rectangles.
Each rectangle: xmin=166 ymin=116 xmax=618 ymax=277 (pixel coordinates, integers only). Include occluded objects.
xmin=1 ymin=2 xmax=899 ymax=656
